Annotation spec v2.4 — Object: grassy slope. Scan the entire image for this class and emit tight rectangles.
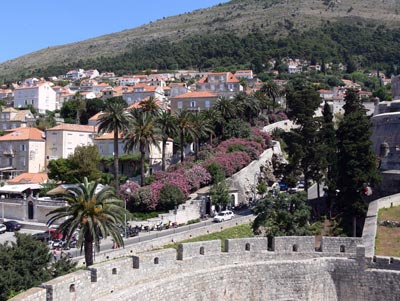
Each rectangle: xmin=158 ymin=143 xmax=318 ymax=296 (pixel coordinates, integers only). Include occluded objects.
xmin=163 ymin=223 xmax=254 ymax=250
xmin=375 ymin=206 xmax=400 ymax=257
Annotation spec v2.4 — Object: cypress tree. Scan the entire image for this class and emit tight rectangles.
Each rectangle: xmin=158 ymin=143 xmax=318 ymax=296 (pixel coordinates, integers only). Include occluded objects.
xmin=336 ymin=89 xmax=380 ymax=236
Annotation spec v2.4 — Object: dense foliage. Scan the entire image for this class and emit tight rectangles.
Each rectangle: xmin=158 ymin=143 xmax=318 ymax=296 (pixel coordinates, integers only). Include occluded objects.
xmin=47 ymin=145 xmax=102 ymax=183
xmin=23 ymin=23 xmax=400 ymax=81
xmin=0 ymin=233 xmax=76 ymax=301
xmin=252 ymin=192 xmax=312 ymax=238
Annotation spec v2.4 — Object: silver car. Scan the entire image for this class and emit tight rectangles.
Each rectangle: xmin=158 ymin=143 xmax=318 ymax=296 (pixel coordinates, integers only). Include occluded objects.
xmin=0 ymin=223 xmax=6 ymax=234
xmin=213 ymin=210 xmax=234 ymax=222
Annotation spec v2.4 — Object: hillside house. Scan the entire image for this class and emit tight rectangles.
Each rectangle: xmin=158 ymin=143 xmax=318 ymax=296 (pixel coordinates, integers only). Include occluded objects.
xmin=122 ymin=84 xmax=165 ymax=105
xmin=170 ymin=91 xmax=218 ymax=113
xmin=66 ymin=69 xmax=85 ymax=80
xmin=0 ymin=88 xmax=13 ymax=100
xmin=234 ymin=70 xmax=254 ymax=79
xmin=45 ymin=124 xmax=96 ymax=162
xmin=0 ymin=108 xmax=36 ymax=131
xmin=13 ymin=82 xmax=56 ymax=113
xmin=101 ymin=86 xmax=126 ymax=100
xmin=168 ymin=82 xmax=189 ymax=97
xmin=0 ymin=127 xmax=46 ymax=179
xmin=83 ymin=69 xmax=100 ymax=79
xmin=196 ymin=72 xmax=242 ymax=98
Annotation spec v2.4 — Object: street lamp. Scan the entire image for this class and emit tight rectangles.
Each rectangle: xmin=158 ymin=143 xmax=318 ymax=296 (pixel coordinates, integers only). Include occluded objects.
xmin=124 ymin=187 xmax=131 ymax=239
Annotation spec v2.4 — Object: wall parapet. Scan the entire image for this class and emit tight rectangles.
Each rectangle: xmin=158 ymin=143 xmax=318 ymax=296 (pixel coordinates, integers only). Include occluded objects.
xmin=362 ymin=192 xmax=400 ymax=257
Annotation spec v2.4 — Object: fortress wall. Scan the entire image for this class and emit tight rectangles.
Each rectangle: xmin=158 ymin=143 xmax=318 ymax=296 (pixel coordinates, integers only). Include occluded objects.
xmin=224 ymin=237 xmax=269 ymax=253
xmin=177 ymin=239 xmax=220 ymax=260
xmin=320 ymin=237 xmax=363 ymax=254
xmin=367 ymin=255 xmax=400 ymax=270
xmin=273 ymin=236 xmax=315 ymax=253
xmin=362 ymin=193 xmax=400 ymax=257
xmin=333 ymin=260 xmax=400 ymax=301
xmin=11 ymin=241 xmax=400 ymax=301
xmin=10 ymin=287 xmax=47 ymax=301
xmin=109 ymin=258 xmax=340 ymax=301
xmin=41 ymin=269 xmax=92 ymax=301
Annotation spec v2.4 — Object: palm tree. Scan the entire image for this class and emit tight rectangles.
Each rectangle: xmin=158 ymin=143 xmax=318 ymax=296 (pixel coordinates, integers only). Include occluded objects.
xmin=235 ymin=93 xmax=260 ymax=125
xmin=190 ymin=112 xmax=214 ymax=160
xmin=261 ymin=80 xmax=280 ymax=113
xmin=201 ymin=109 xmax=221 ymax=145
xmin=138 ymin=96 xmax=160 ymax=116
xmin=156 ymin=110 xmax=177 ymax=171
xmin=174 ymin=109 xmax=197 ymax=162
xmin=46 ymin=178 xmax=125 ymax=267
xmin=73 ymin=92 xmax=86 ymax=125
xmin=214 ymin=97 xmax=238 ymax=137
xmin=97 ymin=99 xmax=132 ymax=190
xmin=124 ymin=109 xmax=159 ymax=186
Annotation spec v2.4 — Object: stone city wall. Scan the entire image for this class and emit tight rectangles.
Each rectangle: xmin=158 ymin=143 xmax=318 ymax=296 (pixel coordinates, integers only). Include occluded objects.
xmin=12 ymin=236 xmax=379 ymax=301
xmin=362 ymin=192 xmax=400 ymax=257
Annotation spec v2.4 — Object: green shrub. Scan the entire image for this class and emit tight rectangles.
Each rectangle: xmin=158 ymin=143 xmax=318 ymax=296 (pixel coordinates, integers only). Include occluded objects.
xmin=187 ymin=218 xmax=201 ymax=224
xmin=157 ymin=184 xmax=185 ymax=211
xmin=206 ymin=162 xmax=225 ymax=183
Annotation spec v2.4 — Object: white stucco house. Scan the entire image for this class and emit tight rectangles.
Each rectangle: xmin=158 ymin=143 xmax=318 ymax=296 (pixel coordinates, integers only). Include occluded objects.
xmin=45 ymin=124 xmax=97 ymax=162
xmin=13 ymin=82 xmax=56 ymax=113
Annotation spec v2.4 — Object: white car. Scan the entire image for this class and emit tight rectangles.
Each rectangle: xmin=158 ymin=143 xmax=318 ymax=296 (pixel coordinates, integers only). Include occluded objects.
xmin=213 ymin=210 xmax=234 ymax=222
xmin=0 ymin=223 xmax=6 ymax=234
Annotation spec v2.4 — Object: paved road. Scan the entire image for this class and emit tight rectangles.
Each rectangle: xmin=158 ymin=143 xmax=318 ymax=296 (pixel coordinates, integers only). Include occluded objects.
xmin=0 ymin=228 xmax=41 ymax=244
xmin=0 ymin=210 xmax=253 ymax=259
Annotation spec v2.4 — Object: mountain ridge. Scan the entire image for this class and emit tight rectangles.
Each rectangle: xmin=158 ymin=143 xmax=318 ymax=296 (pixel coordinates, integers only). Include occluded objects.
xmin=1 ymin=0 xmax=400 ymax=80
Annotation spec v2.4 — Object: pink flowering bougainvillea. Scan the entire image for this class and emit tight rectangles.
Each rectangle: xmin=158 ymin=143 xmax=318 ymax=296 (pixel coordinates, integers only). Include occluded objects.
xmin=184 ymin=165 xmax=212 ymax=191
xmin=126 ymin=126 xmax=270 ymax=211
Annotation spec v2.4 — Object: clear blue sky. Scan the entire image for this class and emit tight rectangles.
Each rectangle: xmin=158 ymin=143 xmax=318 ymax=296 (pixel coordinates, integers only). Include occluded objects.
xmin=0 ymin=0 xmax=229 ymax=63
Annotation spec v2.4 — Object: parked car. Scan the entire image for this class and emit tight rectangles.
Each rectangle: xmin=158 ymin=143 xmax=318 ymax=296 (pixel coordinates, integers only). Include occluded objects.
xmin=0 ymin=223 xmax=6 ymax=234
xmin=32 ymin=232 xmax=51 ymax=242
xmin=3 ymin=220 xmax=22 ymax=231
xmin=213 ymin=210 xmax=235 ymax=222
xmin=279 ymin=182 xmax=288 ymax=191
xmin=45 ymin=227 xmax=63 ymax=240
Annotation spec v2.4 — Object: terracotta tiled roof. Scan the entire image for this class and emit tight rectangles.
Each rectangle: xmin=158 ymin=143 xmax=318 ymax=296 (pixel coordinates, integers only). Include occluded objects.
xmin=127 ymin=97 xmax=164 ymax=110
xmin=172 ymin=91 xmax=218 ymax=99
xmin=197 ymin=72 xmax=240 ymax=84
xmin=47 ymin=124 xmax=96 ymax=132
xmin=7 ymin=173 xmax=48 ymax=184
xmin=88 ymin=111 xmax=103 ymax=121
xmin=0 ymin=127 xmax=44 ymax=141
xmin=95 ymin=131 xmax=123 ymax=140
xmin=2 ymin=107 xmax=18 ymax=113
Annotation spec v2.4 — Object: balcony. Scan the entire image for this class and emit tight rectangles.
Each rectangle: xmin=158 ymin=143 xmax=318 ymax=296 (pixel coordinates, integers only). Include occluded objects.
xmin=2 ymin=149 xmax=14 ymax=157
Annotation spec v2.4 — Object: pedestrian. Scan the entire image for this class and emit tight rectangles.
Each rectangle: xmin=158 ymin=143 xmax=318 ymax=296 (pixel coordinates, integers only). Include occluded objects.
xmin=53 ymin=249 xmax=58 ymax=261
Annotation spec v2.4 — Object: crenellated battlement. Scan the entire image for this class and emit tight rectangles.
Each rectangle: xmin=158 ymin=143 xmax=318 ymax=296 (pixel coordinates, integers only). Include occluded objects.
xmin=12 ymin=236 xmax=381 ymax=301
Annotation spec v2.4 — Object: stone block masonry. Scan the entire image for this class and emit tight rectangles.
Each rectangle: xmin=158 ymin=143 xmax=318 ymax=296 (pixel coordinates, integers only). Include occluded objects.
xmin=12 ymin=237 xmax=400 ymax=301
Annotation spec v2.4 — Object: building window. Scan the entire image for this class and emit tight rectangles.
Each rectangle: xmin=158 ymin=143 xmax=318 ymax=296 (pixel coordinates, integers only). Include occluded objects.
xmin=190 ymin=101 xmax=197 ymax=108
xmin=20 ymin=144 xmax=26 ymax=152
xmin=205 ymin=100 xmax=210 ymax=108
xmin=178 ymin=101 xmax=183 ymax=109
